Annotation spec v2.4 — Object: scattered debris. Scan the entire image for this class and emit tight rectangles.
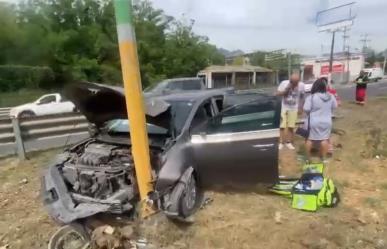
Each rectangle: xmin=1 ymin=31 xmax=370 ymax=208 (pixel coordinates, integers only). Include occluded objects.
xmin=370 ymin=211 xmax=382 ymax=224
xmin=19 ymin=178 xmax=28 ymax=184
xmin=120 ymin=225 xmax=134 ymax=240
xmin=91 ymin=225 xmax=122 ymax=249
xmin=136 ymin=238 xmax=148 ymax=248
xmin=200 ymin=197 xmax=213 ymax=210
xmin=356 ymin=216 xmax=367 ymax=225
xmin=0 ymin=199 xmax=9 ymax=208
xmin=274 ymin=211 xmax=282 ymax=224
xmin=376 ymin=239 xmax=386 ymax=249
xmin=104 ymin=225 xmax=115 ymax=235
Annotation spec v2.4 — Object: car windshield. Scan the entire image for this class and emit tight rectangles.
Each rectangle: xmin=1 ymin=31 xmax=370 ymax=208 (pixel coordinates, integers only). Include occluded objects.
xmin=145 ymin=81 xmax=169 ymax=93
xmin=107 ymin=100 xmax=193 ymax=136
xmin=145 ymin=79 xmax=202 ymax=93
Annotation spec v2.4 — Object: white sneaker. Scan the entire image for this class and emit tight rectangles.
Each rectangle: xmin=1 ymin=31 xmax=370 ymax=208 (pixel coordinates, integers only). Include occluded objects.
xmin=286 ymin=143 xmax=295 ymax=150
xmin=279 ymin=143 xmax=284 ymax=150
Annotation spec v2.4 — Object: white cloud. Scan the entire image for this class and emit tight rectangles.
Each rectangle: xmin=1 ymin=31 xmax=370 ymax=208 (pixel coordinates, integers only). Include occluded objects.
xmin=3 ymin=0 xmax=387 ymax=54
xmin=152 ymin=0 xmax=387 ymax=54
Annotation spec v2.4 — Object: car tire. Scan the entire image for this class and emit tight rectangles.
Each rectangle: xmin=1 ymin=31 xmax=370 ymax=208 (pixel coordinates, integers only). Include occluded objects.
xmin=48 ymin=223 xmax=90 ymax=249
xmin=173 ymin=173 xmax=204 ymax=219
xmin=19 ymin=110 xmax=35 ymax=118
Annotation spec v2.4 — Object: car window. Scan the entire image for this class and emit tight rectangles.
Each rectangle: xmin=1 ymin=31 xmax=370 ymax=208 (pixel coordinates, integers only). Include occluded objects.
xmin=169 ymin=80 xmax=203 ymax=91
xmin=106 ymin=100 xmax=193 ymax=136
xmin=107 ymin=120 xmax=168 ymax=135
xmin=38 ymin=95 xmax=56 ymax=104
xmin=194 ymin=99 xmax=278 ymax=134
xmin=145 ymin=81 xmax=169 ymax=92
xmin=190 ymin=101 xmax=214 ymax=129
xmin=170 ymin=100 xmax=194 ymax=135
xmin=60 ymin=95 xmax=68 ymax=102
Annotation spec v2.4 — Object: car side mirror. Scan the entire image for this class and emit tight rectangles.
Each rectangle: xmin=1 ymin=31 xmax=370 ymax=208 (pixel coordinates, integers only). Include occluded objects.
xmin=88 ymin=124 xmax=99 ymax=136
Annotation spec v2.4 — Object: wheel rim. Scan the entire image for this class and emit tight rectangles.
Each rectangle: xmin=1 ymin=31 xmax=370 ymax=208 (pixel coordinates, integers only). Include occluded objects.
xmin=184 ymin=176 xmax=197 ymax=210
xmin=49 ymin=226 xmax=89 ymax=249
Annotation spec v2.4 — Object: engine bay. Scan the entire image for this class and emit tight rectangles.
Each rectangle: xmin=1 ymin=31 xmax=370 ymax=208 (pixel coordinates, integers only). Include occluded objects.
xmin=58 ymin=141 xmax=157 ymax=213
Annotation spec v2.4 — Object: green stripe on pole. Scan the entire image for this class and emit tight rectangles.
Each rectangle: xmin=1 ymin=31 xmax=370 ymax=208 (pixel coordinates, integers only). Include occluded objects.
xmin=114 ymin=0 xmax=133 ymax=25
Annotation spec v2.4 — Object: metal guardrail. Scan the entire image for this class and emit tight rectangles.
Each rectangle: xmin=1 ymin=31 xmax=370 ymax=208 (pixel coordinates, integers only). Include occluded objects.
xmin=0 ymin=112 xmax=89 ymax=159
xmin=0 ymin=107 xmax=11 ymax=119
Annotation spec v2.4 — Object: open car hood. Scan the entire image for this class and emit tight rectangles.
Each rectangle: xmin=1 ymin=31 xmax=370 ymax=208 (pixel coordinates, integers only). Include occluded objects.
xmin=65 ymin=82 xmax=171 ymax=129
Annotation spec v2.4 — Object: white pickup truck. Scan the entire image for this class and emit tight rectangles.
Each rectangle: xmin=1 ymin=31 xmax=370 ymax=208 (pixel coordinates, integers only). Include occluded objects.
xmin=10 ymin=93 xmax=76 ymax=118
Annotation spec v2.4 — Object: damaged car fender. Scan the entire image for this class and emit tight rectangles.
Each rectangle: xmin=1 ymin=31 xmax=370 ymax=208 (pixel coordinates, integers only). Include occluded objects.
xmin=155 ymin=138 xmax=193 ymax=192
xmin=162 ymin=166 xmax=204 ymax=219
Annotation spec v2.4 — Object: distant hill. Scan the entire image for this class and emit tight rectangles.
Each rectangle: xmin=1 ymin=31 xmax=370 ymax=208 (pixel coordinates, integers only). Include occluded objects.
xmin=218 ymin=48 xmax=245 ymax=58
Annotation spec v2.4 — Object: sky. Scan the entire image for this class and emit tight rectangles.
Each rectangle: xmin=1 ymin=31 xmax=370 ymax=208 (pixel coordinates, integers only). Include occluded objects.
xmin=151 ymin=0 xmax=387 ymax=55
xmin=3 ymin=0 xmax=387 ymax=55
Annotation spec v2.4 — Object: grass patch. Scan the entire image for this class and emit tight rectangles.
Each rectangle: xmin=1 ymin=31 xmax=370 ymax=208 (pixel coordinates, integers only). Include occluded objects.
xmin=364 ymin=197 xmax=381 ymax=208
xmin=0 ymin=89 xmax=48 ymax=107
xmin=336 ymin=180 xmax=350 ymax=189
xmin=380 ymin=183 xmax=387 ymax=190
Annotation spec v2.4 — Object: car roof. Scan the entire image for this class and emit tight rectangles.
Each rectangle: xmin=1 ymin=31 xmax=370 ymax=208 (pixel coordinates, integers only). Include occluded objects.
xmin=164 ymin=77 xmax=202 ymax=83
xmin=151 ymin=90 xmax=223 ymax=103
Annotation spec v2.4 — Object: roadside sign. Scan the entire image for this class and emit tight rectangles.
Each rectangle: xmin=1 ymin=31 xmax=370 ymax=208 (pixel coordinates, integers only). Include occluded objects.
xmin=316 ymin=2 xmax=356 ymax=32
xmin=321 ymin=64 xmax=345 ymax=75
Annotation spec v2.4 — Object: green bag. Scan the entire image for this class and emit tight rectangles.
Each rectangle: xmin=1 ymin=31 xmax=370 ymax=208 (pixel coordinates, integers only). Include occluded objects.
xmin=302 ymin=163 xmax=324 ymax=174
xmin=270 ymin=163 xmax=340 ymax=212
xmin=291 ymin=173 xmax=340 ymax=211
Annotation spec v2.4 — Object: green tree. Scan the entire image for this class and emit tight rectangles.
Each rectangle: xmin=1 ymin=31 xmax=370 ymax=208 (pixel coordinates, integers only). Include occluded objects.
xmin=0 ymin=0 xmax=224 ymax=91
xmin=163 ymin=20 xmax=224 ymax=78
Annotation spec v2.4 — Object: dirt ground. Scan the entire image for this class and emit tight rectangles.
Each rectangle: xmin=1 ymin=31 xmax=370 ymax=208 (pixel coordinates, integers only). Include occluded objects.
xmin=1 ymin=98 xmax=387 ymax=249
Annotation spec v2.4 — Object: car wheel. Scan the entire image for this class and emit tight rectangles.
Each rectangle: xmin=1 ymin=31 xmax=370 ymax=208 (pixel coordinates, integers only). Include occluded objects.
xmin=19 ymin=111 xmax=35 ymax=119
xmin=48 ymin=223 xmax=90 ymax=249
xmin=176 ymin=173 xmax=204 ymax=218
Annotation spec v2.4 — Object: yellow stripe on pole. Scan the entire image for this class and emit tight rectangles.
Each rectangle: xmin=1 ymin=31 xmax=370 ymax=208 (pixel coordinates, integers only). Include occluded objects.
xmin=114 ymin=0 xmax=155 ymax=218
xmin=118 ymin=40 xmax=154 ymax=196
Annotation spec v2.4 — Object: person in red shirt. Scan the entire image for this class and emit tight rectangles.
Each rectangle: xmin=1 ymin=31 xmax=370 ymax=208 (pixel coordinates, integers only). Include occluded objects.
xmin=327 ymin=80 xmax=341 ymax=106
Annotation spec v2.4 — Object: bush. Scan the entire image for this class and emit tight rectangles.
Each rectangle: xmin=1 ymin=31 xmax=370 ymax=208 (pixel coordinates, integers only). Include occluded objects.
xmin=0 ymin=65 xmax=55 ymax=91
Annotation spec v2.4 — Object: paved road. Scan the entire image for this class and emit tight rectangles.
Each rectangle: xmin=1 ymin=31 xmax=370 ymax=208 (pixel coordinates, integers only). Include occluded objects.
xmin=336 ymin=79 xmax=387 ymax=101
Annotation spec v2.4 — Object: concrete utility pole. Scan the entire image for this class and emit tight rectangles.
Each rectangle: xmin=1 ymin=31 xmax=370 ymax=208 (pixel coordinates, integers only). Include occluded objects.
xmin=382 ymin=50 xmax=387 ymax=76
xmin=287 ymin=52 xmax=292 ymax=79
xmin=342 ymin=27 xmax=350 ymax=52
xmin=360 ymin=33 xmax=371 ymax=53
xmin=113 ymin=0 xmax=155 ymax=217
xmin=329 ymin=31 xmax=336 ymax=73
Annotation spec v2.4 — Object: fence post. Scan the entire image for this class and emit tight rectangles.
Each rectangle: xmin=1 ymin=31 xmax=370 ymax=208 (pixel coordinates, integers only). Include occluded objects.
xmin=11 ymin=117 xmax=26 ymax=160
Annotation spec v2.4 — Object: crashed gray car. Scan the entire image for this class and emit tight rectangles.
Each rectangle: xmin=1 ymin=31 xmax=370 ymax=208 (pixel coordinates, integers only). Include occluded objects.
xmin=41 ymin=82 xmax=281 ymax=224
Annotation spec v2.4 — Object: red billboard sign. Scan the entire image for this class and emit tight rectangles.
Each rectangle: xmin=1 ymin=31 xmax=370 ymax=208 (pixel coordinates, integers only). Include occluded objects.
xmin=321 ymin=64 xmax=345 ymax=75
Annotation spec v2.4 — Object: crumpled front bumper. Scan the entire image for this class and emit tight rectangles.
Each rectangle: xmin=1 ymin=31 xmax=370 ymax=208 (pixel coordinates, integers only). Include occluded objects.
xmin=41 ymin=161 xmax=112 ymax=224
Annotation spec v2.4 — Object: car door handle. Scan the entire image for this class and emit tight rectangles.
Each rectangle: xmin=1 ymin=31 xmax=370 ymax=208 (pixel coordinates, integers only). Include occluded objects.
xmin=252 ymin=143 xmax=275 ymax=148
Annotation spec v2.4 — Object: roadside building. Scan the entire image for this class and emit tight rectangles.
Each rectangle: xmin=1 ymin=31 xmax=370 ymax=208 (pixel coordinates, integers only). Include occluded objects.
xmin=197 ymin=65 xmax=275 ymax=89
xmin=301 ymin=52 xmax=365 ymax=84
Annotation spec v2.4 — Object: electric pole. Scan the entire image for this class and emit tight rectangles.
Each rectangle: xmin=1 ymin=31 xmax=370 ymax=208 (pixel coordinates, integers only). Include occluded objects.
xmin=360 ymin=34 xmax=371 ymax=53
xmin=329 ymin=31 xmax=336 ymax=73
xmin=342 ymin=27 xmax=350 ymax=52
xmin=383 ymin=50 xmax=387 ymax=76
xmin=287 ymin=52 xmax=292 ymax=79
